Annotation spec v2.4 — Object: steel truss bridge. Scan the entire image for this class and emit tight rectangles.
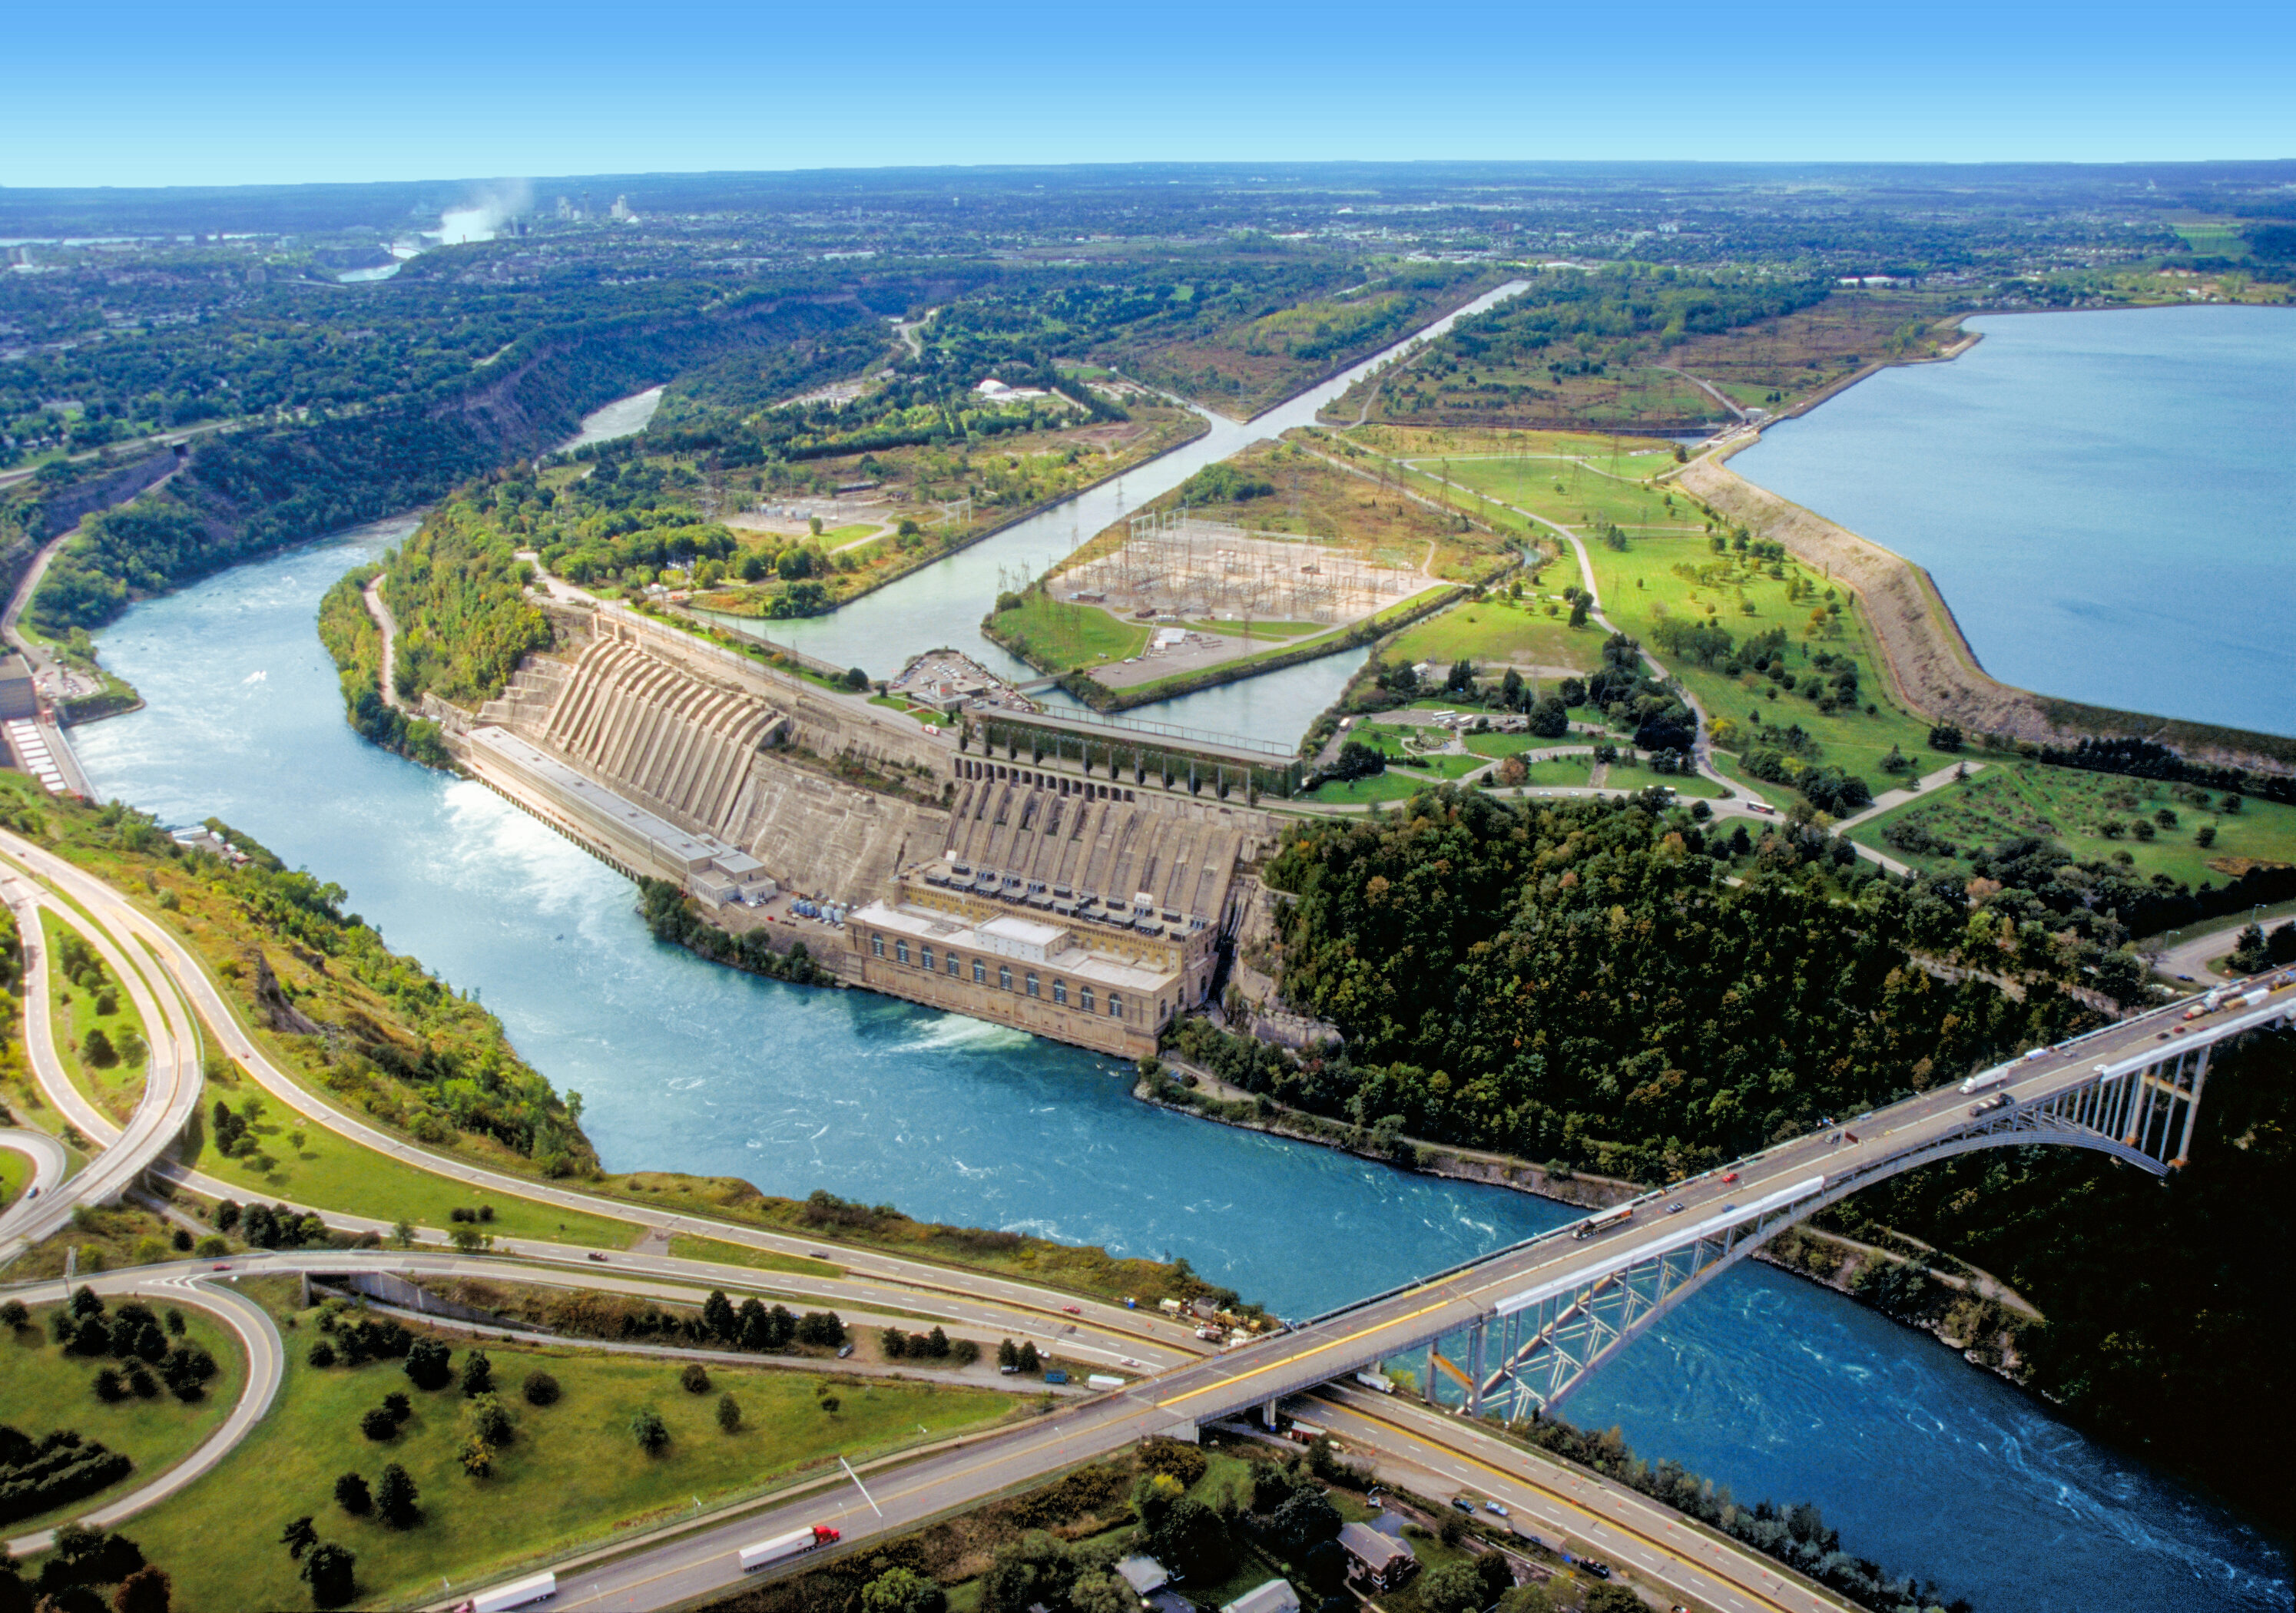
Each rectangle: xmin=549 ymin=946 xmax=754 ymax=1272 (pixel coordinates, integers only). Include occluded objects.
xmin=1138 ymin=969 xmax=2294 ymax=1433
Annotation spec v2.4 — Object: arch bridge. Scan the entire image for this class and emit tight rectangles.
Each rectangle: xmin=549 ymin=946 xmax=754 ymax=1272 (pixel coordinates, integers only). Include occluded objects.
xmin=1140 ymin=971 xmax=2294 ymax=1432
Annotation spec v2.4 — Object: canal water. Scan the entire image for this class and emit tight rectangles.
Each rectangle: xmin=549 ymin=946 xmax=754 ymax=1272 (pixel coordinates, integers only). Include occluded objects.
xmin=73 ymin=529 xmax=2289 ymax=1611
xmin=1730 ymin=306 xmax=2296 ymax=740
xmin=730 ymin=281 xmax=1533 ymax=738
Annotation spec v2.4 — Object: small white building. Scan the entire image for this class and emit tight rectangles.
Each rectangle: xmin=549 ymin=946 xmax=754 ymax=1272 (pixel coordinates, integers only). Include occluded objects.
xmin=1115 ymin=1557 xmax=1171 ymax=1597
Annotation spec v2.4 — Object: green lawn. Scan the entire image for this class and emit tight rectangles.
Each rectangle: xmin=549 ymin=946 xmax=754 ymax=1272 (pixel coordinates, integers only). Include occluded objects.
xmin=665 ymin=1235 xmax=843 ymax=1280
xmin=1572 ymin=523 xmax=1945 ymax=788
xmin=40 ymin=909 xmax=152 ymax=1128
xmin=1463 ymin=732 xmax=1561 ymax=759
xmin=183 ymin=1072 xmax=637 ymax=1250
xmin=0 ymin=1303 xmax=247 ymax=1535
xmin=989 ymin=595 xmax=1151 ymax=668
xmin=1302 ymin=769 xmax=1447 ymax=805
xmin=1847 ymin=763 xmax=2296 ymax=886
xmin=870 ymin=694 xmax=956 ymax=728
xmin=0 ymin=1148 xmax=28 ymax=1211
xmin=1188 ymin=618 xmax=1324 ymax=641
xmin=1383 ymin=597 xmax=1599 ymax=674
xmin=124 ymin=1312 xmax=1020 ymax=1611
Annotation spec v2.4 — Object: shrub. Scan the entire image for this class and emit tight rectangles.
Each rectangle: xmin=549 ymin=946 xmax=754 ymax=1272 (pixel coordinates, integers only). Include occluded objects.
xmin=360 ymin=1407 xmax=399 ymax=1442
xmin=631 ymin=1408 xmax=669 ymax=1455
xmin=307 ymin=1340 xmax=336 ymax=1370
xmin=192 ymin=1236 xmax=227 ymax=1259
xmin=0 ymin=1300 xmax=25 ymax=1330
xmin=375 ymin=1462 xmax=419 ymax=1528
xmin=334 ymin=1472 xmax=371 ymax=1515
xmin=459 ymin=1350 xmax=492 ymax=1397
xmin=521 ymin=1370 xmax=560 ymax=1407
xmin=716 ymin=1393 xmax=741 ymax=1434
xmin=304 ymin=1541 xmax=357 ymax=1608
xmin=93 ymin=1367 xmax=126 ymax=1403
xmin=680 ymin=1362 xmax=710 ymax=1395
xmin=404 ymin=1340 xmax=452 ymax=1391
xmin=126 ymin=1366 xmax=157 ymax=1399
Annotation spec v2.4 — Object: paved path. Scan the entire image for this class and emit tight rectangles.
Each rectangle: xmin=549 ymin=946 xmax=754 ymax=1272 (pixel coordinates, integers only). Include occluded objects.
xmin=360 ymin=575 xmax=409 ymax=713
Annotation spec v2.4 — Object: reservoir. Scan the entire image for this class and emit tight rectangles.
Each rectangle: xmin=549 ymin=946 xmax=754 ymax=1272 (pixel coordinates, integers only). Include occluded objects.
xmin=1729 ymin=306 xmax=2296 ymax=739
xmin=72 ymin=531 xmax=2288 ymax=1612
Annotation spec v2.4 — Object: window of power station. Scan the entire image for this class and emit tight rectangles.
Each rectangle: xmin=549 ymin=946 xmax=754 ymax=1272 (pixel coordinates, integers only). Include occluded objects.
xmin=896 ymin=939 xmax=910 ymax=965
xmin=1025 ymin=972 xmax=1040 ymax=997
xmin=999 ymin=965 xmax=1014 ymax=991
xmin=920 ymin=946 xmax=935 ymax=972
xmin=870 ymin=934 xmax=884 ymax=958
xmin=1052 ymin=979 xmax=1068 ymax=1006
xmin=1080 ymin=985 xmax=1095 ymax=1013
xmin=947 ymin=952 xmax=962 ymax=977
xmin=972 ymin=958 xmax=987 ymax=985
xmin=1108 ymin=993 xmax=1124 ymax=1019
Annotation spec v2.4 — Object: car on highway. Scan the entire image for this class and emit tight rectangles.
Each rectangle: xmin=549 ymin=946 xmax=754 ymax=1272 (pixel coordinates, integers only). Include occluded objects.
xmin=1721 ymin=1171 xmax=1739 ymax=1184
xmin=837 ymin=1343 xmax=854 ymax=1358
xmin=1062 ymin=1305 xmax=1081 ymax=1314
xmin=1483 ymin=1500 xmax=1509 ymax=1517
xmin=1970 ymin=1095 xmax=2012 ymax=1117
xmin=1449 ymin=1495 xmax=1477 ymax=1514
xmin=587 ymin=1252 xmax=608 ymax=1263
xmin=1666 ymin=1202 xmax=1684 ymax=1214
xmin=1580 ymin=1560 xmax=1612 ymax=1579
xmin=211 ymin=1263 xmax=230 ymax=1272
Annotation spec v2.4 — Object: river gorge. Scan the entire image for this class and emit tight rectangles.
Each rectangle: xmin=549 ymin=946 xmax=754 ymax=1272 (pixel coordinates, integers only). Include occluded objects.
xmin=58 ymin=302 xmax=2296 ymax=1612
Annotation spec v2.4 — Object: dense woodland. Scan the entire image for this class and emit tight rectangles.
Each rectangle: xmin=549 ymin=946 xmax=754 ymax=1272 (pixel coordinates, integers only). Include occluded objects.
xmin=1229 ymin=785 xmax=2291 ymax=1532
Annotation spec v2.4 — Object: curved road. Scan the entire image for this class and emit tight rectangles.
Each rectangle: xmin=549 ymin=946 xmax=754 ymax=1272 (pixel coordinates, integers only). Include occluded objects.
xmin=0 ymin=1125 xmax=69 ymax=1242
xmin=2 ymin=1267 xmax=283 ymax=1557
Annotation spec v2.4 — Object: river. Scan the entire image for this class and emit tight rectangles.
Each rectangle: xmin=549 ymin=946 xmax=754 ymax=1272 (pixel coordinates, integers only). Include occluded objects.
xmin=1729 ymin=306 xmax=2296 ymax=739
xmin=71 ymin=528 xmax=2289 ymax=1612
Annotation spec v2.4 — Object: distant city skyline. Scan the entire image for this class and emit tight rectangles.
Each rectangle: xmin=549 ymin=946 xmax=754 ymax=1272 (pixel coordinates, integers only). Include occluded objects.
xmin=7 ymin=1 xmax=2293 ymax=188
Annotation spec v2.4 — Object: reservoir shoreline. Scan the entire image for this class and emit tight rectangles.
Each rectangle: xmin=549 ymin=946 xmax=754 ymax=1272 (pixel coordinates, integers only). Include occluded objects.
xmin=1708 ymin=304 xmax=2296 ymax=754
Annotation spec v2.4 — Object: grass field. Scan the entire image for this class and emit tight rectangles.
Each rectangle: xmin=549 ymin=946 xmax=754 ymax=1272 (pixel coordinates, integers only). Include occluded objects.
xmin=40 ymin=909 xmax=152 ymax=1127
xmin=1300 ymin=769 xmax=1447 ymax=805
xmin=1847 ymin=764 xmax=2296 ymax=886
xmin=0 ymin=1302 xmax=247 ymax=1536
xmin=987 ymin=593 xmax=1151 ymax=669
xmin=664 ymin=1235 xmax=842 ymax=1280
xmin=1381 ymin=595 xmax=1599 ymax=673
xmin=184 ymin=1068 xmax=637 ymax=1249
xmin=0 ymin=1148 xmax=26 ymax=1209
xmin=1188 ymin=618 xmax=1323 ymax=640
xmin=124 ymin=1303 xmax=1019 ymax=1611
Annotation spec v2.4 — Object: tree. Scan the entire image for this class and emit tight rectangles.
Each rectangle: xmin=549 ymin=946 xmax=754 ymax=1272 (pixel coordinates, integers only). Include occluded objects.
xmin=843 ymin=667 xmax=871 ymax=691
xmin=375 ymin=1462 xmax=419 ymax=1528
xmin=924 ymin=1326 xmax=949 ymax=1358
xmin=390 ymin=1219 xmax=416 ymax=1249
xmin=1419 ymin=1561 xmax=1484 ymax=1613
xmin=359 ymin=1407 xmax=399 ymax=1442
xmin=458 ymin=1433 xmax=494 ymax=1478
xmin=1568 ymin=596 xmax=1589 ymax=629
xmin=795 ymin=1311 xmax=845 ymax=1347
xmin=881 ymin=1327 xmax=909 ymax=1359
xmin=404 ymin=1339 xmax=452 ymax=1391
xmin=465 ymin=1393 xmax=512 ymax=1446
xmin=280 ymin=1517 xmax=318 ymax=1562
xmin=522 ymin=1370 xmax=561 ymax=1407
xmin=996 ymin=1338 xmax=1019 ymax=1370
xmin=306 ymin=1340 xmax=336 ymax=1370
xmin=680 ymin=1362 xmax=711 ymax=1395
xmin=702 ymin=1290 xmax=737 ymax=1341
xmin=1068 ymin=1574 xmax=1131 ymax=1613
xmin=83 ymin=1028 xmax=117 ymax=1067
xmin=1581 ymin=1586 xmax=1643 ymax=1613
xmin=631 ymin=1408 xmax=669 ymax=1455
xmin=111 ymin=1565 xmax=171 ymax=1613
xmin=1016 ymin=1340 xmax=1041 ymax=1373
xmin=1270 ymin=1489 xmax=1342 ymax=1553
xmin=302 ymin=1542 xmax=357 ymax=1609
xmin=861 ymin=1567 xmax=947 ymax=1613
xmin=0 ymin=1299 xmax=26 ymax=1330
xmin=716 ymin=1393 xmax=741 ymax=1433
xmin=333 ymin=1472 xmax=371 ymax=1515
xmin=951 ymin=1339 xmax=981 ymax=1367
xmin=94 ymin=1367 xmax=125 ymax=1403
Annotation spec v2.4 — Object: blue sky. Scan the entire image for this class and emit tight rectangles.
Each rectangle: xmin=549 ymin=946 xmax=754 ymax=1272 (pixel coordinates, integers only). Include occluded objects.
xmin=6 ymin=2 xmax=2293 ymax=187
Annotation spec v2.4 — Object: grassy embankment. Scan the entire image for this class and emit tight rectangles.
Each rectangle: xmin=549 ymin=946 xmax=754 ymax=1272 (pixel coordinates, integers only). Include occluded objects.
xmin=1847 ymin=764 xmax=2296 ymax=886
xmin=0 ymin=1300 xmax=248 ymax=1536
xmin=121 ymin=1283 xmax=1019 ymax=1611
xmin=37 ymin=908 xmax=152 ymax=1126
xmin=1388 ymin=435 xmax=1953 ymax=799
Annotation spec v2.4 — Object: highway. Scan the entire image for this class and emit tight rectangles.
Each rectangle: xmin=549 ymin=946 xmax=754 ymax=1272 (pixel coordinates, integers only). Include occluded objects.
xmin=0 ymin=1126 xmax=69 ymax=1244
xmin=2 ymin=827 xmax=2288 ymax=1613
xmin=1306 ymin=1389 xmax=1837 ymax=1613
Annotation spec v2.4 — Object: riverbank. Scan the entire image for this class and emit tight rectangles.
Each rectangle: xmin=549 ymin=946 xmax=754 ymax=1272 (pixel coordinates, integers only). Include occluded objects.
xmin=1134 ymin=1058 xmax=2036 ymax=1383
